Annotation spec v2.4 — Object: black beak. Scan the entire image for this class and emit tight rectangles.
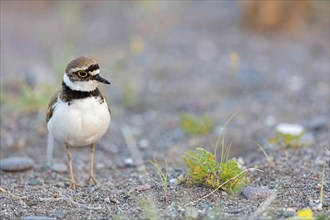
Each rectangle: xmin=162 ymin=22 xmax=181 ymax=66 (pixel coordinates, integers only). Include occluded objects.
xmin=95 ymin=75 xmax=110 ymax=85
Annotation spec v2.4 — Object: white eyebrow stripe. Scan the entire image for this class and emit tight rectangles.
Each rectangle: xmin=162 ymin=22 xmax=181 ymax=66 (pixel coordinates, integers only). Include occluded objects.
xmin=89 ymin=69 xmax=100 ymax=76
xmin=70 ymin=67 xmax=89 ymax=73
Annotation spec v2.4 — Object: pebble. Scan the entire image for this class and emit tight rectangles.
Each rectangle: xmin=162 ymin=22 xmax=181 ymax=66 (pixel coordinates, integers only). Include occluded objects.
xmin=322 ymin=199 xmax=330 ymax=207
xmin=123 ymin=158 xmax=135 ymax=167
xmin=52 ymin=210 xmax=65 ymax=219
xmin=21 ymin=216 xmax=56 ymax=220
xmin=50 ymin=163 xmax=67 ymax=173
xmin=169 ymin=178 xmax=180 ymax=185
xmin=104 ymin=196 xmax=119 ymax=204
xmin=304 ymin=116 xmax=328 ymax=131
xmin=55 ymin=182 xmax=65 ymax=188
xmin=242 ymin=186 xmax=276 ymax=201
xmin=0 ymin=157 xmax=34 ymax=172
xmin=309 ymin=200 xmax=316 ymax=207
xmin=276 ymin=123 xmax=304 ymax=136
xmin=138 ymin=139 xmax=150 ymax=149
xmin=136 ymin=184 xmax=151 ymax=191
xmin=96 ymin=163 xmax=105 ymax=169
xmin=282 ymin=208 xmax=296 ymax=218
xmin=185 ymin=207 xmax=199 ymax=219
xmin=28 ymin=178 xmax=42 ymax=186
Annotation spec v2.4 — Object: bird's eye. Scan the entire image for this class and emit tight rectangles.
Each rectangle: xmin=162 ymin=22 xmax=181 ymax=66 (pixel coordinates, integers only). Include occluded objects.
xmin=77 ymin=71 xmax=88 ymax=78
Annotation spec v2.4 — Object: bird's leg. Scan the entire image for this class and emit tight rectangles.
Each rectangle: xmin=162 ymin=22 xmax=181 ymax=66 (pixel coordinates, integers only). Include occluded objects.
xmin=66 ymin=144 xmax=80 ymax=189
xmin=86 ymin=143 xmax=97 ymax=185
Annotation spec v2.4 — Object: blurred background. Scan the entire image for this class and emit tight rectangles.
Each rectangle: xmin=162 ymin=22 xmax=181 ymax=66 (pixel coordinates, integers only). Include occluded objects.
xmin=0 ymin=1 xmax=329 ymax=166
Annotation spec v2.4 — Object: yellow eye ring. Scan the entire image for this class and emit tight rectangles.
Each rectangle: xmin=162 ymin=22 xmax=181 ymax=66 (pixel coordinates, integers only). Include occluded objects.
xmin=77 ymin=71 xmax=88 ymax=78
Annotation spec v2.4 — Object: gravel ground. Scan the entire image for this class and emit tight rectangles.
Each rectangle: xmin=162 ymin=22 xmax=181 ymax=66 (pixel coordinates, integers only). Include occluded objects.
xmin=1 ymin=1 xmax=329 ymax=219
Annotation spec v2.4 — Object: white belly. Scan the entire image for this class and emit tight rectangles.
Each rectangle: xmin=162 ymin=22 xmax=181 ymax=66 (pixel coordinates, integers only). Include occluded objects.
xmin=47 ymin=97 xmax=110 ymax=147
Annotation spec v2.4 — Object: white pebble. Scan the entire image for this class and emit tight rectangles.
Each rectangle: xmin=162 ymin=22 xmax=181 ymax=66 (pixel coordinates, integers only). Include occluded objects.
xmin=276 ymin=123 xmax=304 ymax=136
xmin=138 ymin=139 xmax=150 ymax=149
xmin=50 ymin=163 xmax=67 ymax=173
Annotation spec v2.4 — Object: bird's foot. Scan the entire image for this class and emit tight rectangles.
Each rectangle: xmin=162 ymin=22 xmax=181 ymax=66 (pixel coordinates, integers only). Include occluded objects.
xmin=86 ymin=176 xmax=97 ymax=185
xmin=69 ymin=181 xmax=81 ymax=190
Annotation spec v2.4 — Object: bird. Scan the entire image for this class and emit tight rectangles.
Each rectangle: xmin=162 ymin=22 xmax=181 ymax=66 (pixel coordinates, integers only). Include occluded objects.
xmin=46 ymin=56 xmax=111 ymax=189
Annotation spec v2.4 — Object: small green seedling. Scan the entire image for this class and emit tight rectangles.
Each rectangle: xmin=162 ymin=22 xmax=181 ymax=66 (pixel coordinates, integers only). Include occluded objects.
xmin=146 ymin=157 xmax=168 ymax=202
xmin=180 ymin=113 xmax=214 ymax=135
xmin=269 ymin=123 xmax=307 ymax=148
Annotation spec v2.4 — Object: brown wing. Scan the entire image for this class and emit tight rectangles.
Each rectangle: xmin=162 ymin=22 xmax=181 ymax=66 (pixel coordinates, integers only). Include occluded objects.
xmin=100 ymin=90 xmax=111 ymax=114
xmin=46 ymin=90 xmax=61 ymax=123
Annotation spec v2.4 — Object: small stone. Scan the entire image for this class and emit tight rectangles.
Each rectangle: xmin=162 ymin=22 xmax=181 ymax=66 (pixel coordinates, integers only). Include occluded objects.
xmin=309 ymin=200 xmax=316 ymax=207
xmin=123 ymin=158 xmax=135 ymax=167
xmin=276 ymin=123 xmax=304 ymax=136
xmin=96 ymin=163 xmax=105 ymax=170
xmin=221 ymin=191 xmax=228 ymax=196
xmin=304 ymin=116 xmax=328 ymax=131
xmin=104 ymin=196 xmax=118 ymax=204
xmin=52 ymin=210 xmax=65 ymax=219
xmin=28 ymin=178 xmax=42 ymax=186
xmin=169 ymin=178 xmax=180 ymax=185
xmin=314 ymin=203 xmax=323 ymax=211
xmin=136 ymin=184 xmax=151 ymax=191
xmin=322 ymin=199 xmax=330 ymax=207
xmin=242 ymin=186 xmax=276 ymax=201
xmin=21 ymin=216 xmax=56 ymax=220
xmin=185 ymin=207 xmax=199 ymax=219
xmin=0 ymin=157 xmax=34 ymax=172
xmin=55 ymin=182 xmax=65 ymax=187
xmin=282 ymin=208 xmax=296 ymax=218
xmin=50 ymin=163 xmax=67 ymax=173
xmin=138 ymin=139 xmax=149 ymax=149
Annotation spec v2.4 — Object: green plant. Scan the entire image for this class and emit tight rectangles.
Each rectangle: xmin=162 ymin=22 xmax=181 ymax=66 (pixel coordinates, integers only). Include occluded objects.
xmin=1 ymin=80 xmax=54 ymax=113
xmin=269 ymin=123 xmax=308 ymax=148
xmin=180 ymin=113 xmax=214 ymax=135
xmin=269 ymin=132 xmax=305 ymax=148
xmin=182 ymin=113 xmax=249 ymax=194
xmin=182 ymin=147 xmax=248 ymax=194
xmin=146 ymin=157 xmax=168 ymax=202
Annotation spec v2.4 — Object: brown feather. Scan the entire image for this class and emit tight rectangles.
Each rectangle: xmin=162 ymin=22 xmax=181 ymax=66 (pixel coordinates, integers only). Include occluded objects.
xmin=46 ymin=90 xmax=61 ymax=123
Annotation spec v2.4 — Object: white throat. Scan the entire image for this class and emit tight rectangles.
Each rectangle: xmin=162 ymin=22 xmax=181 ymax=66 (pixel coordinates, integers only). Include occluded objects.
xmin=63 ymin=73 xmax=98 ymax=92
